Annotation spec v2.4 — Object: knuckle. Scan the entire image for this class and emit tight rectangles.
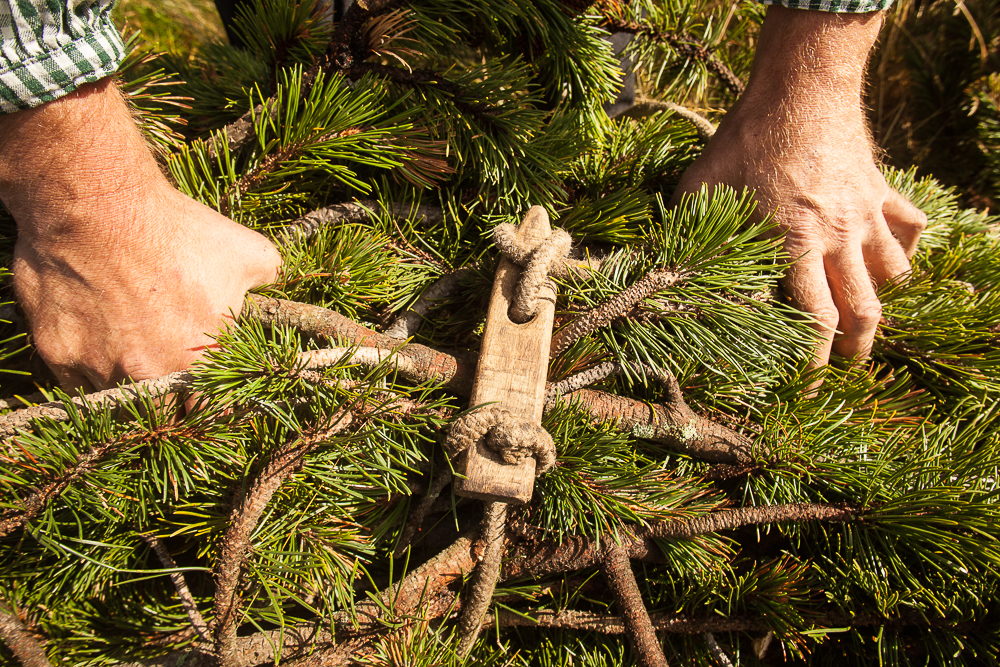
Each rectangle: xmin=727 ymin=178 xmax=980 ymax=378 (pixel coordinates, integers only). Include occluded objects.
xmin=844 ymin=300 xmax=883 ymax=332
xmin=811 ymin=305 xmax=841 ymax=331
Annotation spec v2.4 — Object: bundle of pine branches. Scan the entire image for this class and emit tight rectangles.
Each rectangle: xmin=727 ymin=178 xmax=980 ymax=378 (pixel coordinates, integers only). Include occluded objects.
xmin=2 ymin=1 xmax=999 ymax=665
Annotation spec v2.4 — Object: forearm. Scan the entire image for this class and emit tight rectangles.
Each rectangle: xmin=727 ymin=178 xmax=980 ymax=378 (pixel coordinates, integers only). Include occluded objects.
xmin=0 ymin=78 xmax=170 ymax=246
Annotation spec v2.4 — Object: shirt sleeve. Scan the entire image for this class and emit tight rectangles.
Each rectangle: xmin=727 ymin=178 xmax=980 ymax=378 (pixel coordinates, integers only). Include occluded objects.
xmin=0 ymin=0 xmax=125 ymax=113
xmin=757 ymin=0 xmax=894 ymax=11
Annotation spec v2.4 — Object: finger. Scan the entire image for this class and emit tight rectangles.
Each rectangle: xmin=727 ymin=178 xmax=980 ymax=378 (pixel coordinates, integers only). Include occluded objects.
xmin=882 ymin=190 xmax=927 ymax=259
xmin=863 ymin=215 xmax=912 ymax=286
xmin=824 ymin=246 xmax=882 ymax=362
xmin=781 ymin=249 xmax=839 ymax=368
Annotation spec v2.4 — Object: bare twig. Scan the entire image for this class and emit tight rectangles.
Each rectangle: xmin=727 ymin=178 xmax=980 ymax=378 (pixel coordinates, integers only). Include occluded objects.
xmin=0 ymin=371 xmax=194 ymax=440
xmin=385 ymin=268 xmax=473 ymax=340
xmin=621 ymin=97 xmax=716 ymax=141
xmin=213 ymin=421 xmax=350 ymax=664
xmin=0 ymin=605 xmax=52 ymax=667
xmin=597 ymin=18 xmax=744 ymax=96
xmin=143 ymin=535 xmax=211 ymax=643
xmin=705 ymin=632 xmax=735 ymax=667
xmin=393 ymin=456 xmax=454 ymax=556
xmin=503 ymin=502 xmax=858 ymax=580
xmin=245 ymin=295 xmax=475 ymax=395
xmin=550 ymin=270 xmax=682 ymax=358
xmin=0 ymin=392 xmax=48 ymax=412
xmin=601 ymin=541 xmax=669 ymax=667
xmin=456 ymin=502 xmax=508 ymax=657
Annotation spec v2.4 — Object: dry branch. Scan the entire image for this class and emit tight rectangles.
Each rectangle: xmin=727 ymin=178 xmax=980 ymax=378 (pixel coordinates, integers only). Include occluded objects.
xmin=503 ymin=502 xmax=857 ymax=580
xmin=385 ymin=268 xmax=473 ymax=340
xmin=550 ymin=270 xmax=682 ymax=358
xmin=245 ymin=295 xmax=475 ymax=395
xmin=143 ymin=535 xmax=211 ymax=643
xmin=0 ymin=606 xmax=51 ymax=667
xmin=601 ymin=542 xmax=669 ymax=667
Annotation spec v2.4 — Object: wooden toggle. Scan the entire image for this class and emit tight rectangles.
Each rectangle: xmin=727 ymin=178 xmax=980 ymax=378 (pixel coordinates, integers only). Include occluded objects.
xmin=453 ymin=206 xmax=557 ymax=504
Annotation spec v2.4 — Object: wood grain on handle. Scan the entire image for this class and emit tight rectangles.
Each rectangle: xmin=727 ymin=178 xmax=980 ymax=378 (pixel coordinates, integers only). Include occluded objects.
xmin=454 ymin=207 xmax=556 ymax=504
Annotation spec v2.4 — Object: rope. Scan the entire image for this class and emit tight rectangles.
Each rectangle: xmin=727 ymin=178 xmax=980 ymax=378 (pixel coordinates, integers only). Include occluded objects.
xmin=493 ymin=223 xmax=573 ymax=323
xmin=444 ymin=407 xmax=556 ymax=474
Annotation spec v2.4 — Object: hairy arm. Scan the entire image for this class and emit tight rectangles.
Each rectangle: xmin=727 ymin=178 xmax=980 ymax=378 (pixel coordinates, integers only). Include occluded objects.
xmin=674 ymin=6 xmax=926 ymax=368
xmin=0 ymin=78 xmax=281 ymax=391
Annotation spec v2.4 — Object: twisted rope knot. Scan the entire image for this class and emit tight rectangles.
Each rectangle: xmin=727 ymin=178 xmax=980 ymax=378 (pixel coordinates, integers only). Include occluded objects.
xmin=444 ymin=407 xmax=556 ymax=474
xmin=494 ymin=223 xmax=573 ymax=323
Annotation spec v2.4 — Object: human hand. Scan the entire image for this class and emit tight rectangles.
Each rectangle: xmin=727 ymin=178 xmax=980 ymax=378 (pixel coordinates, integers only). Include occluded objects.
xmin=672 ymin=6 xmax=926 ymax=368
xmin=0 ymin=79 xmax=281 ymax=392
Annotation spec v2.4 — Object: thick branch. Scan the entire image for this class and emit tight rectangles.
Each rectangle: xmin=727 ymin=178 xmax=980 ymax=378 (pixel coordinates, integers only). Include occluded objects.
xmin=564 ymin=387 xmax=752 ymax=463
xmin=503 ymin=502 xmax=858 ymax=580
xmin=601 ymin=542 xmax=669 ymax=667
xmin=245 ymin=295 xmax=475 ymax=395
xmin=550 ymin=270 xmax=682 ymax=358
xmin=143 ymin=535 xmax=211 ymax=643
xmin=0 ymin=606 xmax=52 ymax=667
xmin=213 ymin=422 xmax=349 ymax=664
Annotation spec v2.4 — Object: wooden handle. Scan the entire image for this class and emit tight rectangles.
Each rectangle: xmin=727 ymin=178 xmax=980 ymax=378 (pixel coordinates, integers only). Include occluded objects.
xmin=453 ymin=206 xmax=556 ymax=504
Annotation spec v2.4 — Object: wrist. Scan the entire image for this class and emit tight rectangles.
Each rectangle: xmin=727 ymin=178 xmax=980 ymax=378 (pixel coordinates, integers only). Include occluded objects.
xmin=737 ymin=6 xmax=883 ymax=115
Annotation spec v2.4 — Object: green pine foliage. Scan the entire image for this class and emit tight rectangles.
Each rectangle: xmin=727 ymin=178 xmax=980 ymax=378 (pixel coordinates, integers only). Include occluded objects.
xmin=2 ymin=1 xmax=1000 ymax=665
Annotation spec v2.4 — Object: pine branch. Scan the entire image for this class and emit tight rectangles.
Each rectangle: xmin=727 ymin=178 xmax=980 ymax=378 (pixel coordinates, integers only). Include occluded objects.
xmin=601 ymin=542 xmax=669 ymax=667
xmin=503 ymin=502 xmax=858 ymax=580
xmin=0 ymin=436 xmax=135 ymax=538
xmin=0 ymin=391 xmax=47 ymax=412
xmin=295 ymin=532 xmax=479 ymax=666
xmin=492 ymin=609 xmax=768 ymax=634
xmin=349 ymin=63 xmax=497 ymax=119
xmin=213 ymin=421 xmax=351 ymax=664
xmin=456 ymin=502 xmax=508 ymax=657
xmin=273 ymin=200 xmax=444 ymax=245
xmin=597 ymin=17 xmax=744 ymax=96
xmin=143 ymin=535 xmax=212 ymax=644
xmin=621 ymin=97 xmax=716 ymax=141
xmin=0 ymin=605 xmax=51 ymax=667
xmin=550 ymin=270 xmax=682 ymax=358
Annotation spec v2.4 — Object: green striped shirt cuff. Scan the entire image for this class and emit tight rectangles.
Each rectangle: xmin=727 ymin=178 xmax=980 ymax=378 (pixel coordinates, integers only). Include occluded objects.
xmin=1 ymin=1 xmax=125 ymax=113
xmin=758 ymin=0 xmax=894 ymax=11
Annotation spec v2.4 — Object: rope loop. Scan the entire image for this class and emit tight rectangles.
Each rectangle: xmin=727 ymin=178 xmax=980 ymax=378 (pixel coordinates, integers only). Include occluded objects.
xmin=444 ymin=407 xmax=556 ymax=474
xmin=494 ymin=223 xmax=573 ymax=323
